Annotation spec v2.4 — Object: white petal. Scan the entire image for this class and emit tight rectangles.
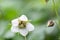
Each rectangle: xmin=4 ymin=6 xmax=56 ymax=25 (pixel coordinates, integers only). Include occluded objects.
xmin=26 ymin=23 xmax=34 ymax=31
xmin=19 ymin=29 xmax=28 ymax=36
xmin=19 ymin=15 xmax=28 ymax=21
xmin=11 ymin=19 xmax=19 ymax=26
xmin=11 ymin=26 xmax=19 ymax=32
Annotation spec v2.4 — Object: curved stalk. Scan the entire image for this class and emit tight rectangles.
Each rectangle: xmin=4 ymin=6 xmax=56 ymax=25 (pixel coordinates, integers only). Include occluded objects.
xmin=52 ymin=0 xmax=58 ymax=17
xmin=52 ymin=0 xmax=60 ymax=28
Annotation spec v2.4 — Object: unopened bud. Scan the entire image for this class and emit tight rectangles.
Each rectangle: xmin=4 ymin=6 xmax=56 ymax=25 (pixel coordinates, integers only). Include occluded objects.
xmin=47 ymin=20 xmax=55 ymax=27
xmin=45 ymin=0 xmax=49 ymax=3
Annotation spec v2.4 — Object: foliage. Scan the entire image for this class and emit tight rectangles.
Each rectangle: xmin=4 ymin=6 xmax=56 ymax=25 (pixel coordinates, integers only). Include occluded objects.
xmin=0 ymin=0 xmax=60 ymax=40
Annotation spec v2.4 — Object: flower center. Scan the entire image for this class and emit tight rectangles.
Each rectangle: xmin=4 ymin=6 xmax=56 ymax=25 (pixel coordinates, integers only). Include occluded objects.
xmin=18 ymin=21 xmax=27 ymax=29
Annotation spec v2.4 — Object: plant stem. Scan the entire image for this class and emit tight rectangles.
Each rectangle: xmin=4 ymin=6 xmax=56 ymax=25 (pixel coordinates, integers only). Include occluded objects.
xmin=52 ymin=0 xmax=58 ymax=17
xmin=24 ymin=36 xmax=27 ymax=40
xmin=52 ymin=0 xmax=60 ymax=28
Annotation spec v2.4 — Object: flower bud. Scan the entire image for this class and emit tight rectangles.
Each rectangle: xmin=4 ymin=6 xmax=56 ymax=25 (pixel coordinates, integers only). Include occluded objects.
xmin=47 ymin=20 xmax=54 ymax=27
xmin=45 ymin=0 xmax=49 ymax=3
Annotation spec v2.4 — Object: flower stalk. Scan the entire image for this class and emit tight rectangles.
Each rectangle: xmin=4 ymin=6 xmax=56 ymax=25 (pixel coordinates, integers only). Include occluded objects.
xmin=52 ymin=0 xmax=60 ymax=28
xmin=52 ymin=0 xmax=58 ymax=17
xmin=24 ymin=36 xmax=27 ymax=40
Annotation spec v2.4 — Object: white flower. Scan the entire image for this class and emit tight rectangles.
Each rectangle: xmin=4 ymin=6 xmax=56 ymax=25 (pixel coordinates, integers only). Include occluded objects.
xmin=11 ymin=15 xmax=34 ymax=36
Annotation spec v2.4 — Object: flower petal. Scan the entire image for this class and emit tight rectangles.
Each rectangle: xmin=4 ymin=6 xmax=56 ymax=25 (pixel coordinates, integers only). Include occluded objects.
xmin=19 ymin=29 xmax=28 ymax=36
xmin=26 ymin=23 xmax=34 ymax=31
xmin=11 ymin=19 xmax=19 ymax=26
xmin=11 ymin=26 xmax=19 ymax=32
xmin=19 ymin=15 xmax=28 ymax=21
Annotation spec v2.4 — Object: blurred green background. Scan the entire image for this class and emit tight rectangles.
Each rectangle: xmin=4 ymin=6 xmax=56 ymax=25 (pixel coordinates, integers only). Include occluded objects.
xmin=0 ymin=0 xmax=60 ymax=40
